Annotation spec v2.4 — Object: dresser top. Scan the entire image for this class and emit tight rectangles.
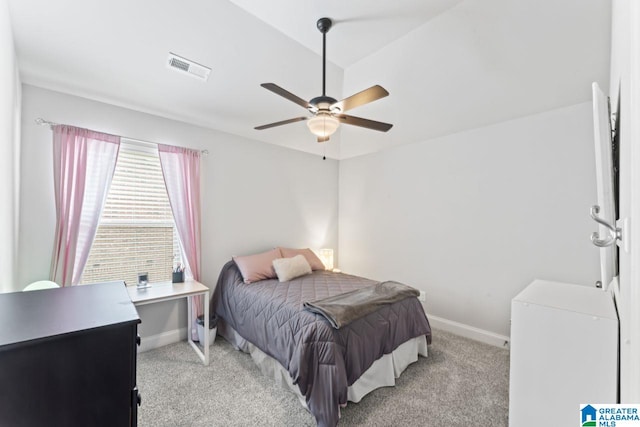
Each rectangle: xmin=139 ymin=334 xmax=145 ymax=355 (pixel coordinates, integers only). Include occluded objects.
xmin=513 ymin=279 xmax=617 ymax=320
xmin=0 ymin=282 xmax=140 ymax=349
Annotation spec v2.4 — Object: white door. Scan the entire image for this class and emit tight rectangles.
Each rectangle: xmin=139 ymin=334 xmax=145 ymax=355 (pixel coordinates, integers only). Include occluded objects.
xmin=611 ymin=0 xmax=640 ymax=403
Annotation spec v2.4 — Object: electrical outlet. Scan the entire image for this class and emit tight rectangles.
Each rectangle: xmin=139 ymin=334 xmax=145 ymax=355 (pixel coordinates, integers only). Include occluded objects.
xmin=419 ymin=291 xmax=426 ymax=302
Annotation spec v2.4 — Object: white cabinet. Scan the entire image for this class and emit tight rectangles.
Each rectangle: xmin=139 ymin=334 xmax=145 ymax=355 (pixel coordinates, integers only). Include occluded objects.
xmin=509 ymin=280 xmax=618 ymax=427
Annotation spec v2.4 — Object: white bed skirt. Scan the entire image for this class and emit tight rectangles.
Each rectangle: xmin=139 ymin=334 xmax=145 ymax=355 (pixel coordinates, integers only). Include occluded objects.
xmin=218 ymin=321 xmax=428 ymax=410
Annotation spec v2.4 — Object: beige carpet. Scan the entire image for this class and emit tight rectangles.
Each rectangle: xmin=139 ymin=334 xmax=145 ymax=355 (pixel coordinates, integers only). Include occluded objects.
xmin=137 ymin=329 xmax=510 ymax=426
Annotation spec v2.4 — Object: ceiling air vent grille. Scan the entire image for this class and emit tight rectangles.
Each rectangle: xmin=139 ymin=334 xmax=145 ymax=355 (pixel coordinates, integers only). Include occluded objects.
xmin=166 ymin=52 xmax=211 ymax=81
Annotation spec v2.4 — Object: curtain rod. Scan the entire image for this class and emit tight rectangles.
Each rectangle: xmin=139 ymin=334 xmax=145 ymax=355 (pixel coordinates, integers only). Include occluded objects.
xmin=34 ymin=117 xmax=209 ymax=156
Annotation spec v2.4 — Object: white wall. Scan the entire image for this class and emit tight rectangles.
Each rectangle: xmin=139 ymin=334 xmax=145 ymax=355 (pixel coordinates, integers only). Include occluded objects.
xmin=18 ymin=85 xmax=338 ymax=342
xmin=339 ymin=102 xmax=600 ymax=339
xmin=0 ymin=0 xmax=21 ymax=293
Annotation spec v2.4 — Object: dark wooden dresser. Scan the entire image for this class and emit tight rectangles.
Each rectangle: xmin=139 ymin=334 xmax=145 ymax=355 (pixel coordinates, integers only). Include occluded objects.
xmin=0 ymin=282 xmax=141 ymax=427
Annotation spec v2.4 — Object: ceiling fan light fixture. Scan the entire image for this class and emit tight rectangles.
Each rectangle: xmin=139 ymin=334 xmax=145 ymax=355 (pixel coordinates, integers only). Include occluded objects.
xmin=255 ymin=17 xmax=392 ymax=140
xmin=307 ymin=113 xmax=340 ymax=138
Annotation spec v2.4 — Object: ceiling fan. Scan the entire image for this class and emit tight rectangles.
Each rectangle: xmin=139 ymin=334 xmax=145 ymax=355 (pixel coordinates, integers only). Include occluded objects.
xmin=255 ymin=17 xmax=393 ymax=143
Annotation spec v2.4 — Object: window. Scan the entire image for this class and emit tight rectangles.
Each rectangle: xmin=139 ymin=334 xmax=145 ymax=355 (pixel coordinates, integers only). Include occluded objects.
xmin=81 ymin=141 xmax=181 ymax=285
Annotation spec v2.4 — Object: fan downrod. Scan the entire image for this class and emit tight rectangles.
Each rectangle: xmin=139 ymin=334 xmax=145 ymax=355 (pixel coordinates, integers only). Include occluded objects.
xmin=317 ymin=17 xmax=332 ymax=34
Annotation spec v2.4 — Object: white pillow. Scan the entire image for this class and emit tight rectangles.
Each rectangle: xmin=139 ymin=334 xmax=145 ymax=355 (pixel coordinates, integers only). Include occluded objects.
xmin=272 ymin=255 xmax=312 ymax=282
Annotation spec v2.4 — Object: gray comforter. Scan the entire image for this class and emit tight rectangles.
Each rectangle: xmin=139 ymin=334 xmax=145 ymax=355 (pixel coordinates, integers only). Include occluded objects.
xmin=212 ymin=261 xmax=431 ymax=427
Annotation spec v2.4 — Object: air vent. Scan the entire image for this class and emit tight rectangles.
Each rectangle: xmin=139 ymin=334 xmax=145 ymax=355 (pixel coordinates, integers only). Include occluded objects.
xmin=166 ymin=52 xmax=211 ymax=81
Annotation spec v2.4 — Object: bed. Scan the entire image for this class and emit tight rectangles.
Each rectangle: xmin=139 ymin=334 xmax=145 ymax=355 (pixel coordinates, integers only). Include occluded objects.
xmin=211 ymin=260 xmax=432 ymax=427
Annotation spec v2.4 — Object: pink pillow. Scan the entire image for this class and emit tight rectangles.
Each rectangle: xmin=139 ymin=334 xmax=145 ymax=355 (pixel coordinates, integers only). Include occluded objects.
xmin=278 ymin=247 xmax=325 ymax=271
xmin=233 ymin=248 xmax=282 ymax=283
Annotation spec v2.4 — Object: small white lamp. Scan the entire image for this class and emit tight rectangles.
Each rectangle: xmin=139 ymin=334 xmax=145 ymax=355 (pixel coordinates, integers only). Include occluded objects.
xmin=318 ymin=248 xmax=334 ymax=271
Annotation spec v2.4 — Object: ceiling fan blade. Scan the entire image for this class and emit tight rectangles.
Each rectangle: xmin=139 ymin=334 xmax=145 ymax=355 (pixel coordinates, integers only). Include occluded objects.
xmin=254 ymin=117 xmax=308 ymax=130
xmin=317 ymin=136 xmax=330 ymax=143
xmin=335 ymin=114 xmax=393 ymax=132
xmin=331 ymin=85 xmax=389 ymax=113
xmin=261 ymin=83 xmax=310 ymax=109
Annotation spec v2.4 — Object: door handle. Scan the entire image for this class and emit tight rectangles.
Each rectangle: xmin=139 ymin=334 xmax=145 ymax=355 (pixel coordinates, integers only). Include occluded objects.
xmin=590 ymin=205 xmax=621 ymax=247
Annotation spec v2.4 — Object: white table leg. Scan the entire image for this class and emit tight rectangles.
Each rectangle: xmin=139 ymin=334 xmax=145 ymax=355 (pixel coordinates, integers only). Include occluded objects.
xmin=204 ymin=290 xmax=210 ymax=366
xmin=186 ymin=291 xmax=210 ymax=365
xmin=187 ymin=294 xmax=193 ymax=347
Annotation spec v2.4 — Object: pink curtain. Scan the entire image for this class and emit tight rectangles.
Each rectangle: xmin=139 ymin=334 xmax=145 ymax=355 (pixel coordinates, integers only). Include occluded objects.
xmin=50 ymin=125 xmax=120 ymax=286
xmin=158 ymin=144 xmax=202 ymax=340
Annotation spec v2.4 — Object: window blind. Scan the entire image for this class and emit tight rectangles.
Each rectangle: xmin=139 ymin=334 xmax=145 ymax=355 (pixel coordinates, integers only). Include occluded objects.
xmin=81 ymin=141 xmax=181 ymax=285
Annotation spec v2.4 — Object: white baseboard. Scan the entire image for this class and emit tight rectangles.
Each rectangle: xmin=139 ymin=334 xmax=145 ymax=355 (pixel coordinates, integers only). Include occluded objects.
xmin=137 ymin=318 xmax=509 ymax=351
xmin=427 ymin=313 xmax=510 ymax=349
xmin=138 ymin=327 xmax=188 ymax=353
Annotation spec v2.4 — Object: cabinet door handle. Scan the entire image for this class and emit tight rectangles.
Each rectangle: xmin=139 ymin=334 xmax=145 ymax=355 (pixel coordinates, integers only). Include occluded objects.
xmin=131 ymin=387 xmax=140 ymax=426
xmin=136 ymin=335 xmax=141 ymax=346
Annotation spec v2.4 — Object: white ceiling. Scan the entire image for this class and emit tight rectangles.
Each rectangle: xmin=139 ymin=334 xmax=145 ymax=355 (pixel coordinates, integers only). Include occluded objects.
xmin=7 ymin=0 xmax=611 ymax=159
xmin=227 ymin=0 xmax=465 ymax=69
